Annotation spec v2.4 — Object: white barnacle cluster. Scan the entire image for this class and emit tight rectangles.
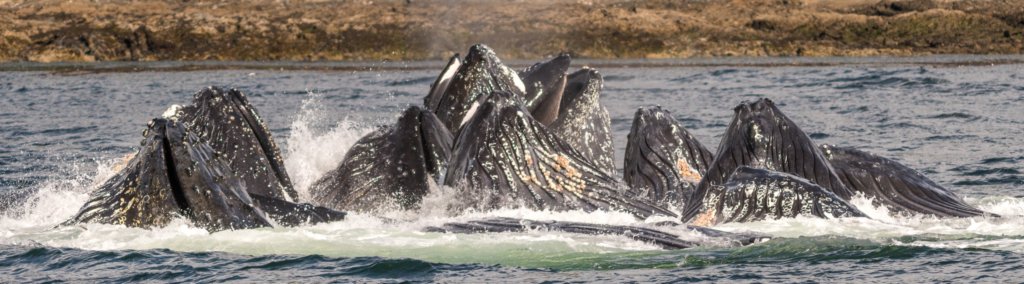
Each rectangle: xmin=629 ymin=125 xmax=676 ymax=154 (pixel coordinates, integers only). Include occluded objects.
xmin=162 ymin=105 xmax=182 ymax=119
xmin=776 ymin=180 xmax=800 ymax=217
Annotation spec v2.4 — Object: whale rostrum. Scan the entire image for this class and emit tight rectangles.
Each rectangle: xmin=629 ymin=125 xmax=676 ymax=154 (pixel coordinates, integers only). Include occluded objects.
xmin=170 ymin=86 xmax=298 ymax=202
xmin=624 ymin=106 xmax=714 ymax=208
xmin=424 ymin=54 xmax=462 ymax=113
xmin=548 ymin=68 xmax=617 ymax=175
xmin=518 ymin=54 xmax=570 ymax=126
xmin=310 ymin=106 xmax=453 ymax=213
xmin=433 ymin=44 xmax=526 ymax=137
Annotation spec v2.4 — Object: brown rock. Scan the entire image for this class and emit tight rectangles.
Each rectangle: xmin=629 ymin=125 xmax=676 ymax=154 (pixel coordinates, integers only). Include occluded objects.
xmin=0 ymin=0 xmax=1021 ymax=62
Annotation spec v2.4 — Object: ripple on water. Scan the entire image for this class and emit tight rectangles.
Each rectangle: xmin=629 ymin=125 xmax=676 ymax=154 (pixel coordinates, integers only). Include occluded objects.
xmin=2 ymin=61 xmax=1024 ymax=281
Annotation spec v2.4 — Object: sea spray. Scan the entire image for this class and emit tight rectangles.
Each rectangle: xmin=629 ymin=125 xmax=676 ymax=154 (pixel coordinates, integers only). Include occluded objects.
xmin=283 ymin=92 xmax=377 ymax=201
xmin=0 ymin=158 xmax=116 ymax=228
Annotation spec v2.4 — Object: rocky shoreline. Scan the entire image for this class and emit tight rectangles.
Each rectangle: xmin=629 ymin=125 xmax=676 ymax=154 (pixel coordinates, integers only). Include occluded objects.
xmin=0 ymin=0 xmax=1022 ymax=62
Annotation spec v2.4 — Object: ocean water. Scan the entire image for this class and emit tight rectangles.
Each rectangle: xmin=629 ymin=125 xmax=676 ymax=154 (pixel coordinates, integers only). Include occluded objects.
xmin=2 ymin=56 xmax=1024 ymax=282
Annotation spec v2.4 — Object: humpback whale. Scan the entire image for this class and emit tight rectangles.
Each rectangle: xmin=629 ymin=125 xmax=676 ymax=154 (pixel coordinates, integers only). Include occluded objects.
xmin=310 ymin=106 xmax=453 ymax=213
xmin=821 ymin=145 xmax=990 ymax=218
xmin=663 ymin=98 xmax=990 ymax=224
xmin=63 ymin=118 xmax=345 ymax=231
xmin=443 ymin=90 xmax=674 ymax=218
xmin=690 ymin=166 xmax=867 ymax=226
xmin=65 ymin=119 xmax=212 ymax=229
xmin=518 ymin=54 xmax=571 ymax=126
xmin=64 ymin=90 xmax=345 ymax=232
xmin=433 ymin=44 xmax=526 ymax=137
xmin=424 ymin=46 xmax=615 ymax=175
xmin=623 ymin=106 xmax=714 ymax=208
xmin=424 ymin=217 xmax=771 ymax=250
xmin=169 ymin=86 xmax=298 ymax=202
xmin=680 ymin=98 xmax=854 ymax=223
xmin=423 ymin=54 xmax=462 ymax=113
xmin=547 ymin=68 xmax=617 ymax=174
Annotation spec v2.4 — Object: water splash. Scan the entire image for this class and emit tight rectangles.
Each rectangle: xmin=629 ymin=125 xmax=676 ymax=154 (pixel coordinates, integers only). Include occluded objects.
xmin=0 ymin=158 xmax=117 ymax=231
xmin=283 ymin=92 xmax=376 ymax=201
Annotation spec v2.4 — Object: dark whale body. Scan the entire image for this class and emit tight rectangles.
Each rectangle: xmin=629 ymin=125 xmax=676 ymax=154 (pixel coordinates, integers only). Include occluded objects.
xmin=424 ymin=217 xmax=771 ymax=250
xmin=821 ymin=145 xmax=990 ymax=218
xmin=427 ymin=46 xmax=615 ymax=174
xmin=310 ymin=106 xmax=453 ymax=213
xmin=681 ymin=98 xmax=854 ymax=223
xmin=674 ymin=98 xmax=989 ymax=224
xmin=65 ymin=119 xmax=203 ymax=229
xmin=548 ymin=68 xmax=617 ymax=174
xmin=250 ymin=193 xmax=348 ymax=227
xmin=64 ymin=87 xmax=345 ymax=232
xmin=423 ymin=54 xmax=462 ymax=113
xmin=433 ymin=44 xmax=525 ymax=137
xmin=692 ymin=166 xmax=867 ymax=226
xmin=63 ymin=118 xmax=345 ymax=232
xmin=623 ymin=106 xmax=714 ymax=208
xmin=518 ymin=54 xmax=570 ymax=126
xmin=171 ymin=86 xmax=298 ymax=202
xmin=443 ymin=90 xmax=674 ymax=219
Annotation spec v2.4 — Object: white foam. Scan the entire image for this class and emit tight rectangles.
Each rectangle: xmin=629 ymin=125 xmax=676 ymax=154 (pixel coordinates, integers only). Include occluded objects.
xmin=713 ymin=195 xmax=1024 ymax=252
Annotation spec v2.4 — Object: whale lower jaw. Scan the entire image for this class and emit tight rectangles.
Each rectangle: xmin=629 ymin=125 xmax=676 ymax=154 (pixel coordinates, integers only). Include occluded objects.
xmin=423 ymin=217 xmax=772 ymax=250
xmin=63 ymin=118 xmax=344 ymax=232
xmin=443 ymin=90 xmax=675 ymax=219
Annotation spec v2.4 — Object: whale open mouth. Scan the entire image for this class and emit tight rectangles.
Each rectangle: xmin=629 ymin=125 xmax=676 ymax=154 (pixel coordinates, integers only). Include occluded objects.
xmin=443 ymin=90 xmax=676 ymax=219
xmin=64 ymin=118 xmax=345 ymax=232
xmin=309 ymin=105 xmax=454 ymax=214
xmin=623 ymin=106 xmax=715 ymax=208
xmin=64 ymin=118 xmax=274 ymax=232
xmin=172 ymin=86 xmax=298 ymax=203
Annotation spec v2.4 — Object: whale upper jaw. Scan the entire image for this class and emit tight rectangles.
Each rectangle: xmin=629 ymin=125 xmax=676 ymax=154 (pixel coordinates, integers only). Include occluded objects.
xmin=433 ymin=44 xmax=526 ymax=138
xmin=310 ymin=106 xmax=453 ymax=214
xmin=623 ymin=106 xmax=714 ymax=208
xmin=519 ymin=54 xmax=571 ymax=126
xmin=173 ymin=86 xmax=297 ymax=203
xmin=548 ymin=68 xmax=617 ymax=175
xmin=424 ymin=54 xmax=463 ymax=113
xmin=821 ymin=145 xmax=993 ymax=218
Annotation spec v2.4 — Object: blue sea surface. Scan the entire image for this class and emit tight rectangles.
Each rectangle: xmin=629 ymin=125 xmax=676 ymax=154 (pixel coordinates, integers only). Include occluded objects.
xmin=1 ymin=56 xmax=1024 ymax=282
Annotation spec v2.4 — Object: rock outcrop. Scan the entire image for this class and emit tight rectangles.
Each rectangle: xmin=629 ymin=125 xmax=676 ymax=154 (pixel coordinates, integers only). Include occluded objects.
xmin=0 ymin=0 xmax=1022 ymax=62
